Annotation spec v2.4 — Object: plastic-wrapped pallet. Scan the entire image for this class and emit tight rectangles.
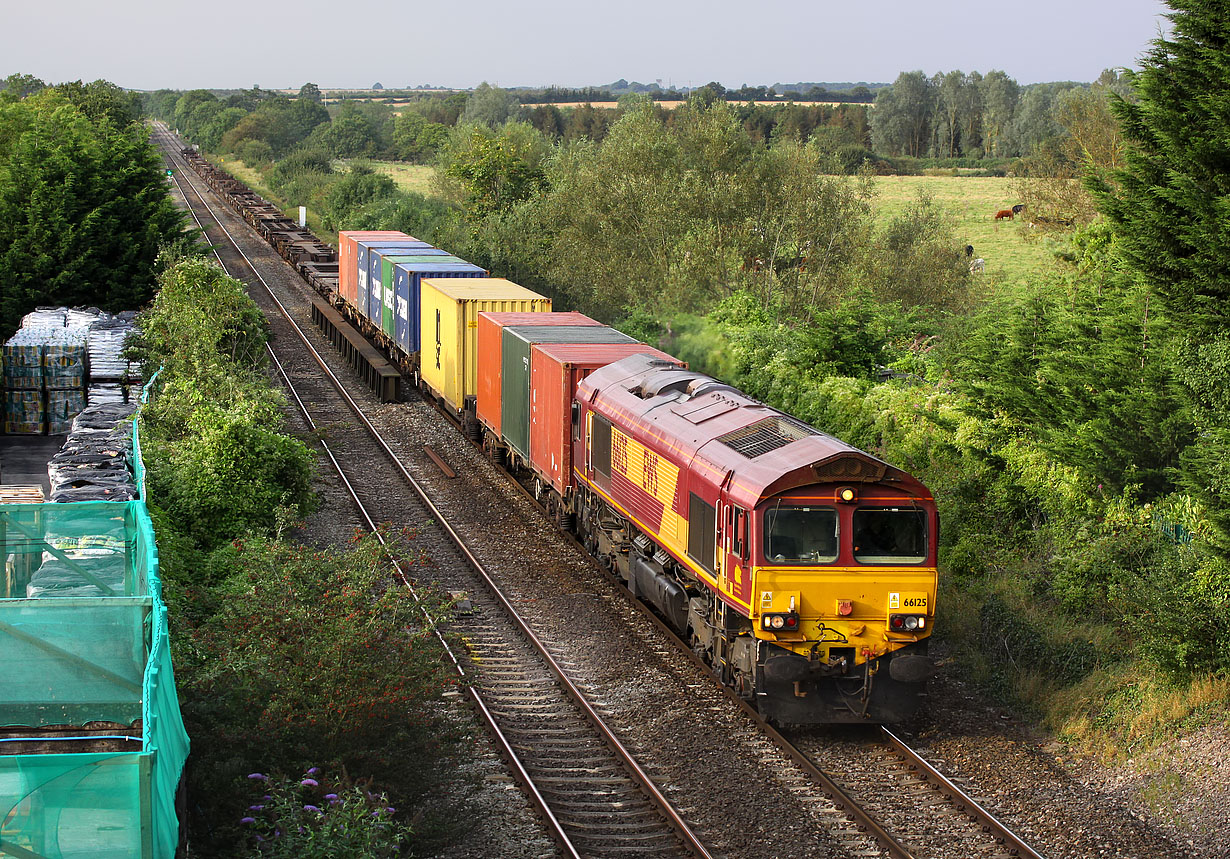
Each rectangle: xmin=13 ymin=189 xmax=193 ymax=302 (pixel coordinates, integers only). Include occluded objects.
xmin=20 ymin=307 xmax=68 ymax=328
xmin=49 ymin=483 xmax=139 ymax=503
xmin=86 ymin=382 xmax=126 ymax=404
xmin=43 ymin=326 xmax=88 ymax=389
xmin=70 ymin=402 xmax=136 ymax=435
xmin=48 ymin=401 xmax=139 ymax=502
xmin=64 ymin=307 xmax=102 ymax=328
xmin=3 ymin=327 xmax=51 ymax=389
xmin=86 ymin=319 xmax=133 ymax=381
xmin=4 ymin=389 xmax=44 ymax=434
xmin=46 ymin=388 xmax=86 ymax=434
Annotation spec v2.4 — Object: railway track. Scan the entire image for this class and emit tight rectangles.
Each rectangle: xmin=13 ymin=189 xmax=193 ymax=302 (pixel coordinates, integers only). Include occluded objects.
xmin=154 ymin=123 xmax=711 ymax=859
xmin=152 ymin=123 xmax=1054 ymax=859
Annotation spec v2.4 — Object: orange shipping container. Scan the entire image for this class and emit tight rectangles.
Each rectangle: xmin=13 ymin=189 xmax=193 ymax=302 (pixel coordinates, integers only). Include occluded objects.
xmin=475 ymin=311 xmax=601 ymax=437
xmin=338 ymin=231 xmax=411 ymax=308
xmin=529 ymin=343 xmax=681 ymax=497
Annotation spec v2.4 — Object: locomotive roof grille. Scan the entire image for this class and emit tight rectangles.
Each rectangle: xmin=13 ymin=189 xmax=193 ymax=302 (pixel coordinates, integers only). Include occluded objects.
xmin=716 ymin=415 xmax=818 ymax=458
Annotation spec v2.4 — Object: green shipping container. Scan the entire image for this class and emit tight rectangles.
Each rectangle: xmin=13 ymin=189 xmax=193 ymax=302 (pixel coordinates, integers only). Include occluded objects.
xmin=500 ymin=325 xmax=636 ymax=460
xmin=380 ymin=254 xmax=465 ymax=342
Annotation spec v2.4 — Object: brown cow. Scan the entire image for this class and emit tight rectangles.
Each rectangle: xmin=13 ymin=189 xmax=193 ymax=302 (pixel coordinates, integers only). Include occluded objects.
xmin=994 ymin=209 xmax=1014 ymax=221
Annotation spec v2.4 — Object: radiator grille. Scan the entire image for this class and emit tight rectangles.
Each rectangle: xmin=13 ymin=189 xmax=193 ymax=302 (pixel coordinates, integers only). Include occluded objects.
xmin=716 ymin=415 xmax=817 ymax=458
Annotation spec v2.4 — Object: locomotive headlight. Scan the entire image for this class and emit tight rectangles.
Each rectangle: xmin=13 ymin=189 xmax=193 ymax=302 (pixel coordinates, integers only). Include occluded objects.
xmin=762 ymin=612 xmax=800 ymax=631
xmin=837 ymin=486 xmax=857 ymax=503
xmin=889 ymin=614 xmax=927 ymax=634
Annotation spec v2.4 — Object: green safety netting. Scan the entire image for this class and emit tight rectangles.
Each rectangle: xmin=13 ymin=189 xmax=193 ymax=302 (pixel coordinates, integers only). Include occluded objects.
xmin=0 ymin=373 xmax=189 ymax=859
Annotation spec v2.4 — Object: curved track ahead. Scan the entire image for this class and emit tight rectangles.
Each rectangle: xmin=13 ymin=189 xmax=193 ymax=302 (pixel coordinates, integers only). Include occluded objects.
xmin=154 ymin=123 xmax=1054 ymax=859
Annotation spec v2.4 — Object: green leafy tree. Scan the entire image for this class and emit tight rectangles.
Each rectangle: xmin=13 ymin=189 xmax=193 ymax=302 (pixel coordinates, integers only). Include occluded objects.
xmin=442 ymin=122 xmax=548 ymax=225
xmin=297 ymin=81 xmax=323 ymax=103
xmin=321 ymin=164 xmax=396 ymax=229
xmin=220 ymin=96 xmax=329 ymax=157
xmin=979 ymin=69 xmax=1020 ymax=157
xmin=871 ymin=71 xmax=934 ymax=157
xmin=391 ymin=111 xmax=448 ymax=162
xmin=1 ymin=73 xmax=46 ymax=98
xmin=461 ymin=82 xmax=519 ymax=127
xmin=0 ymin=90 xmax=186 ymax=332
xmin=51 ymin=79 xmax=140 ymax=127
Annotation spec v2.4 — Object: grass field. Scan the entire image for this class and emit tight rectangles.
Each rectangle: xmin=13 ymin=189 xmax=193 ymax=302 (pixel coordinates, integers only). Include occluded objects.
xmin=357 ymin=161 xmax=437 ymax=197
xmin=870 ymin=175 xmax=1063 ymax=289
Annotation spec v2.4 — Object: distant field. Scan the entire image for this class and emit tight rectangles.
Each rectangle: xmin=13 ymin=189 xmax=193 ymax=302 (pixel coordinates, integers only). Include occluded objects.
xmin=870 ymin=175 xmax=1061 ymax=288
xmin=359 ymin=161 xmax=437 ymax=197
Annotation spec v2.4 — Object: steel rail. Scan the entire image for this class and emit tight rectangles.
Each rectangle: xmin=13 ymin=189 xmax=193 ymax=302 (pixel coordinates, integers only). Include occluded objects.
xmin=156 ymin=124 xmax=713 ymax=859
xmin=881 ymin=727 xmax=1047 ymax=859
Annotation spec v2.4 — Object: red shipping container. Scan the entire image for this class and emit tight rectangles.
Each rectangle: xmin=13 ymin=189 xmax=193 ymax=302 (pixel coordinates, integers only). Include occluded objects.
xmin=475 ymin=311 xmax=600 ymax=436
xmin=530 ymin=343 xmax=681 ymax=496
xmin=339 ymin=231 xmax=411 ymax=307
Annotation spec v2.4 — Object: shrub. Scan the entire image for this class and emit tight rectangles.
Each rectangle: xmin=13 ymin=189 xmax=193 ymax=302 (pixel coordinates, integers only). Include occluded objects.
xmin=172 ymin=530 xmax=462 ymax=853
xmin=239 ymin=139 xmax=274 ymax=168
xmin=239 ymin=769 xmax=413 ymax=858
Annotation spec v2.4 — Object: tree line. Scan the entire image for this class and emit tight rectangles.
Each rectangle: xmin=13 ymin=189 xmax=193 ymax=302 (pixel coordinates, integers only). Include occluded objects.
xmin=870 ymin=68 xmax=1133 ymax=159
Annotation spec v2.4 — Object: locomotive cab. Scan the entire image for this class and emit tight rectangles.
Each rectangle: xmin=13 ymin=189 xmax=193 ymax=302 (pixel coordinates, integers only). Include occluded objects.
xmin=745 ymin=485 xmax=938 ymax=723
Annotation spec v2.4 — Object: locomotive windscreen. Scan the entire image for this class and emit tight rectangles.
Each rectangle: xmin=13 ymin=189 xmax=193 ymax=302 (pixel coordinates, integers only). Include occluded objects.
xmin=852 ymin=508 xmax=927 ymax=564
xmin=764 ymin=506 xmax=838 ymax=563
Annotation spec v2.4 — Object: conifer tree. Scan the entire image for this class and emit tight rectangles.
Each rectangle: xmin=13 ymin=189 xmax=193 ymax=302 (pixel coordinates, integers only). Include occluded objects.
xmin=1090 ymin=0 xmax=1230 ymax=544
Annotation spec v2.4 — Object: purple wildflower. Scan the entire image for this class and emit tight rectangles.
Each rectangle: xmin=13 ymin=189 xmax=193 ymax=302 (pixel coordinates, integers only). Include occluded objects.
xmin=304 ymin=805 xmax=322 ymax=814
xmin=323 ymin=793 xmax=338 ymax=801
xmin=306 ymin=766 xmax=320 ymax=776
xmin=240 ymin=817 xmax=256 ymax=825
xmin=248 ymin=805 xmax=265 ymax=812
xmin=385 ymin=807 xmax=396 ymax=813
xmin=247 ymin=773 xmax=267 ymax=781
xmin=300 ymin=778 xmax=319 ymax=787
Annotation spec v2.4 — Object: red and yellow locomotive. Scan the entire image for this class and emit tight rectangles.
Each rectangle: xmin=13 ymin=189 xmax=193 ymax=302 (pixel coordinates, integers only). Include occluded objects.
xmin=568 ymin=355 xmax=937 ymax=723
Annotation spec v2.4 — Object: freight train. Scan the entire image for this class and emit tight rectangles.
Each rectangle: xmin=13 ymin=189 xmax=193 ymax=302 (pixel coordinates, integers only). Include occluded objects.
xmin=180 ymin=149 xmax=938 ymax=724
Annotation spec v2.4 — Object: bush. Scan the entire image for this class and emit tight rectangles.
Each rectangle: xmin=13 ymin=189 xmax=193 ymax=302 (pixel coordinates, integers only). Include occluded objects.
xmin=239 ymin=769 xmax=413 ymax=858
xmin=239 ymin=139 xmax=274 ymax=168
xmin=144 ymin=401 xmax=315 ymax=548
xmin=172 ymin=531 xmax=461 ymax=853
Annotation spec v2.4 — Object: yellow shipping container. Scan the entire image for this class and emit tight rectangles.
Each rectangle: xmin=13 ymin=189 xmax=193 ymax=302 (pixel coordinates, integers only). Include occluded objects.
xmin=420 ymin=277 xmax=551 ymax=415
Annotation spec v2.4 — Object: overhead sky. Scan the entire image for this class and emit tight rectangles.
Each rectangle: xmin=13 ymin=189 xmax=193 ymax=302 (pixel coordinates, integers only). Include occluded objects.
xmin=7 ymin=0 xmax=1171 ymax=91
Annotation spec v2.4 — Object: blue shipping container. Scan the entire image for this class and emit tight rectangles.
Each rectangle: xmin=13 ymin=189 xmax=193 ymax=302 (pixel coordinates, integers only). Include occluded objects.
xmin=356 ymin=240 xmax=431 ymax=322
xmin=368 ymin=246 xmax=451 ymax=323
xmin=392 ymin=263 xmax=487 ymax=355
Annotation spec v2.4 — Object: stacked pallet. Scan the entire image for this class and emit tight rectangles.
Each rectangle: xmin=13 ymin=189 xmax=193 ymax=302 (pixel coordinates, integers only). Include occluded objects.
xmin=2 ymin=307 xmax=140 ymax=434
xmin=47 ymin=402 xmax=138 ymax=503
